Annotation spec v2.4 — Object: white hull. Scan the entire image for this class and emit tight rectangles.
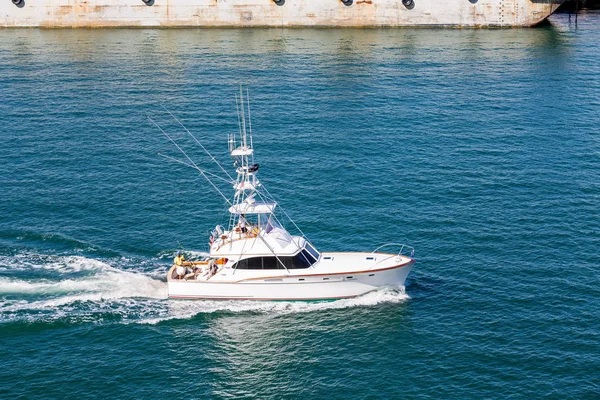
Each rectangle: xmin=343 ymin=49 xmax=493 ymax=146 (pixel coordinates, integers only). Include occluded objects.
xmin=168 ymin=253 xmax=414 ymax=301
xmin=1 ymin=0 xmax=564 ymax=28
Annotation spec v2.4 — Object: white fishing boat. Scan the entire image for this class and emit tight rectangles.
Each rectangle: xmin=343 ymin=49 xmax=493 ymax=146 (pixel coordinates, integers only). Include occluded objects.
xmin=156 ymin=90 xmax=415 ymax=301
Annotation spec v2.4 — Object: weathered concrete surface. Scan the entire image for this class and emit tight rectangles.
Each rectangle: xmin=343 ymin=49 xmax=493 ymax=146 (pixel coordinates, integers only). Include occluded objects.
xmin=1 ymin=0 xmax=565 ymax=28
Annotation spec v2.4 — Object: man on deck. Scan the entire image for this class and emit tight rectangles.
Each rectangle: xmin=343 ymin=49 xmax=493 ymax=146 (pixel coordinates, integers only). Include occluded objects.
xmin=174 ymin=251 xmax=188 ymax=279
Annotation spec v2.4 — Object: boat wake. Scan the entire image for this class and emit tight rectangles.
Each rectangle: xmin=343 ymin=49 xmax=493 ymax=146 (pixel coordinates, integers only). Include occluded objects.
xmin=0 ymin=253 xmax=409 ymax=326
xmin=0 ymin=254 xmax=167 ymax=325
xmin=140 ymin=287 xmax=410 ymax=325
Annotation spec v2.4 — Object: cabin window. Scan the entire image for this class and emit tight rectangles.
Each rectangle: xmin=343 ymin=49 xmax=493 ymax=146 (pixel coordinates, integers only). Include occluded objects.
xmin=234 ymin=256 xmax=282 ymax=270
xmin=261 ymin=256 xmax=279 ymax=270
xmin=233 ymin=250 xmax=318 ymax=270
xmin=247 ymin=257 xmax=263 ymax=269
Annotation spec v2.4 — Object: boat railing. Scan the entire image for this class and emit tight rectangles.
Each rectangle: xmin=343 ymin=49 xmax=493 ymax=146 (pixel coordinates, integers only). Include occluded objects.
xmin=214 ymin=228 xmax=260 ymax=250
xmin=371 ymin=243 xmax=415 ymax=258
xmin=369 ymin=243 xmax=414 ymax=269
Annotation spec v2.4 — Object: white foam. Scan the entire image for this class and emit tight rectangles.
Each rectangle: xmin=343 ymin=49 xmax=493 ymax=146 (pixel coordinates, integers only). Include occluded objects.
xmin=0 ymin=255 xmax=167 ymax=316
xmin=0 ymin=254 xmax=114 ymax=274
xmin=139 ymin=286 xmax=409 ymax=325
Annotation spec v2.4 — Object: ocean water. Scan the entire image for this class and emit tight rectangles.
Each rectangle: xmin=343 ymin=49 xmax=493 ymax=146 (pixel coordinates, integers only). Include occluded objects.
xmin=1 ymin=12 xmax=599 ymax=399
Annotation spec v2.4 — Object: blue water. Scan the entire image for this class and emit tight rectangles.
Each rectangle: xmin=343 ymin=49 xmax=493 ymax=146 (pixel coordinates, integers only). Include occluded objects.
xmin=1 ymin=12 xmax=599 ymax=399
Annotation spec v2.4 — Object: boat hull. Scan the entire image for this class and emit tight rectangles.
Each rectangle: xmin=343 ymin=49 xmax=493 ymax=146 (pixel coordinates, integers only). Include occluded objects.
xmin=1 ymin=0 xmax=564 ymax=28
xmin=167 ymin=261 xmax=413 ymax=301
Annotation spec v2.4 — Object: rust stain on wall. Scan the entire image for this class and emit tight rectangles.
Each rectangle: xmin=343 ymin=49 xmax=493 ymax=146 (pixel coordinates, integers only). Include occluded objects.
xmin=240 ymin=10 xmax=253 ymax=22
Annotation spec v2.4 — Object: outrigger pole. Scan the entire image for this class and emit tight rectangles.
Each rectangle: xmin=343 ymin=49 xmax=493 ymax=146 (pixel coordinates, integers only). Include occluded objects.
xmin=157 ymin=153 xmax=233 ymax=184
xmin=160 ymin=104 xmax=235 ymax=182
xmin=148 ymin=116 xmax=232 ymax=206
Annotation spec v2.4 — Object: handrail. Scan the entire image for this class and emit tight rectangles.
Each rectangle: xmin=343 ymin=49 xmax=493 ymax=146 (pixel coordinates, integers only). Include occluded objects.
xmin=369 ymin=243 xmax=415 ymax=270
xmin=371 ymin=243 xmax=414 ymax=258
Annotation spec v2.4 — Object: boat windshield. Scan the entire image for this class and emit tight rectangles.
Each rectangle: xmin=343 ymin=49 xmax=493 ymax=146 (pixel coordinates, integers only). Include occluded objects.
xmin=257 ymin=214 xmax=282 ymax=234
xmin=305 ymin=242 xmax=320 ymax=261
xmin=296 ymin=244 xmax=319 ymax=266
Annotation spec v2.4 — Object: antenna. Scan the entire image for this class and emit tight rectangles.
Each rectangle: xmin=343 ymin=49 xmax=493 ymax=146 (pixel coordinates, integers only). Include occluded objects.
xmin=235 ymin=94 xmax=242 ymax=151
xmin=239 ymin=86 xmax=247 ymax=150
xmin=246 ymin=87 xmax=254 ymax=164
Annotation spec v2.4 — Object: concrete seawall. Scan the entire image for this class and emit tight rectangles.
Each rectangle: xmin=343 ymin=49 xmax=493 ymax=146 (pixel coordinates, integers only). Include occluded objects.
xmin=1 ymin=0 xmax=565 ymax=28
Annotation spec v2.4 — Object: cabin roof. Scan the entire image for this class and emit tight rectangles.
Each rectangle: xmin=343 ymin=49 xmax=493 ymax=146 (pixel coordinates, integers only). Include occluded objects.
xmin=228 ymin=201 xmax=277 ymax=215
